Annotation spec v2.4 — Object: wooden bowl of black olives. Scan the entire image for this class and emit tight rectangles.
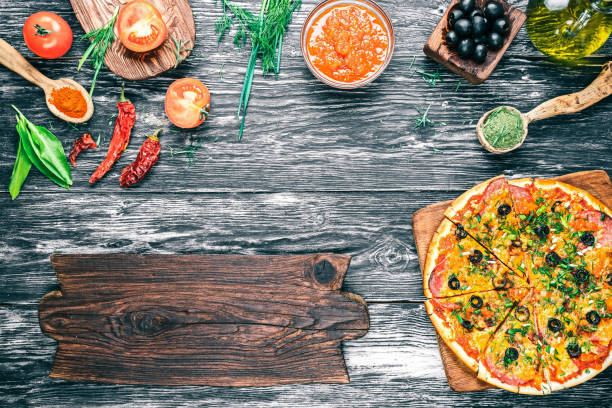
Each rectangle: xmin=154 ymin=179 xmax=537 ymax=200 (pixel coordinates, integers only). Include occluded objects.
xmin=423 ymin=0 xmax=526 ymax=84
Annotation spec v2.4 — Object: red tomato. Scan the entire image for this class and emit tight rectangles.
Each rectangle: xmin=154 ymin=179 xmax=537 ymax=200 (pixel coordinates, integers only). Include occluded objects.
xmin=165 ymin=78 xmax=211 ymax=129
xmin=117 ymin=0 xmax=167 ymax=53
xmin=23 ymin=12 xmax=73 ymax=59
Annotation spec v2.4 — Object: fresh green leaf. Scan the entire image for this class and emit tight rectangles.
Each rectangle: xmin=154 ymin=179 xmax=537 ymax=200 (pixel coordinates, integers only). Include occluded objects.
xmin=8 ymin=139 xmax=32 ymax=199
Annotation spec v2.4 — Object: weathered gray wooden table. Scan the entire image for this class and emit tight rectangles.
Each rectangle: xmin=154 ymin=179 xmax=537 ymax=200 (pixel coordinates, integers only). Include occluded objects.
xmin=1 ymin=0 xmax=611 ymax=406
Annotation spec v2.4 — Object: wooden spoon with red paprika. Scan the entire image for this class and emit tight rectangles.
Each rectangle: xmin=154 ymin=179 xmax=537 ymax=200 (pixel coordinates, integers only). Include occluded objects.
xmin=0 ymin=37 xmax=93 ymax=123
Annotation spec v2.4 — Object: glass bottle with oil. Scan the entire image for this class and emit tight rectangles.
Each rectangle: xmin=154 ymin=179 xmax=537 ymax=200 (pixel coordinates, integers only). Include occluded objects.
xmin=526 ymin=0 xmax=612 ymax=60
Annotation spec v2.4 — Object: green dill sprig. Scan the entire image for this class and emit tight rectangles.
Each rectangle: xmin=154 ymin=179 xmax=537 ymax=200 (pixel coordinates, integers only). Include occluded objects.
xmin=416 ymin=68 xmax=442 ymax=86
xmin=78 ymin=6 xmax=119 ymax=95
xmin=168 ymin=34 xmax=193 ymax=68
xmin=169 ymin=139 xmax=203 ymax=167
xmin=414 ymin=103 xmax=434 ymax=129
xmin=216 ymin=0 xmax=301 ymax=141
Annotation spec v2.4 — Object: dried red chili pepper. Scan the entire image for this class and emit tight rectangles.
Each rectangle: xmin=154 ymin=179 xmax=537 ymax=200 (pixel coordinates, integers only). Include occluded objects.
xmin=68 ymin=133 xmax=97 ymax=167
xmin=119 ymin=128 xmax=162 ymax=187
xmin=89 ymin=83 xmax=136 ymax=184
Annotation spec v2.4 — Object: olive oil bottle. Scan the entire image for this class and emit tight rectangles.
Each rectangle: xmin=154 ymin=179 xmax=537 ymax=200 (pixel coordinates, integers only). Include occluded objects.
xmin=526 ymin=0 xmax=612 ymax=60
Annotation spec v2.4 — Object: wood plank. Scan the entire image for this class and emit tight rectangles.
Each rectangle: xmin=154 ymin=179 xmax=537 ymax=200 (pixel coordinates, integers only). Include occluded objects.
xmin=39 ymin=254 xmax=368 ymax=385
xmin=424 ymin=0 xmax=526 ymax=84
xmin=2 ymin=303 xmax=612 ymax=406
xmin=0 ymin=191 xmax=432 ymax=304
xmin=69 ymin=0 xmax=195 ymax=80
xmin=412 ymin=170 xmax=612 ymax=392
xmin=0 ymin=56 xmax=610 ymax=194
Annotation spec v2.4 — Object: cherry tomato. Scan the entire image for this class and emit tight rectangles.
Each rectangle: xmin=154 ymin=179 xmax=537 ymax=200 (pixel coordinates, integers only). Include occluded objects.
xmin=23 ymin=12 xmax=73 ymax=59
xmin=117 ymin=0 xmax=167 ymax=53
xmin=165 ymin=78 xmax=211 ymax=129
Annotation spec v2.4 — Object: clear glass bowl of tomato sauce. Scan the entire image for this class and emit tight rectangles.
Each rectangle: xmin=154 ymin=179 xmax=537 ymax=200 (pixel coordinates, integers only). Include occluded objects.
xmin=301 ymin=0 xmax=395 ymax=89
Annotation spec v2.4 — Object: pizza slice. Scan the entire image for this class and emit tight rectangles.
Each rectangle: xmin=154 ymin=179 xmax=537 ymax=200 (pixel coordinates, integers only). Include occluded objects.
xmin=534 ymin=283 xmax=612 ymax=391
xmin=477 ymin=289 xmax=550 ymax=394
xmin=509 ymin=178 xmax=612 ymax=289
xmin=444 ymin=175 xmax=527 ymax=275
xmin=426 ymin=288 xmax=529 ymax=371
xmin=424 ymin=218 xmax=528 ymax=298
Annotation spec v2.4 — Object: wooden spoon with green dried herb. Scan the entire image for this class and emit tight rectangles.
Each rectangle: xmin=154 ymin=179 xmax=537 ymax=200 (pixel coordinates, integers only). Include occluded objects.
xmin=477 ymin=61 xmax=612 ymax=154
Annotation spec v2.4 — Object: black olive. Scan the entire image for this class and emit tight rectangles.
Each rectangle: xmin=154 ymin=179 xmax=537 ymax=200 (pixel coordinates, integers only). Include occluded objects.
xmin=461 ymin=319 xmax=474 ymax=330
xmin=458 ymin=0 xmax=475 ymax=14
xmin=534 ymin=224 xmax=550 ymax=240
xmin=511 ymin=240 xmax=522 ymax=248
xmin=606 ymin=273 xmax=612 ymax=286
xmin=488 ymin=31 xmax=504 ymax=50
xmin=470 ymin=295 xmax=483 ymax=309
xmin=457 ymin=38 xmax=475 ymax=59
xmin=448 ymin=276 xmax=461 ymax=290
xmin=448 ymin=7 xmax=464 ymax=28
xmin=469 ymin=249 xmax=483 ymax=264
xmin=492 ymin=275 xmax=509 ymax=290
xmin=548 ymin=318 xmax=563 ymax=333
xmin=455 ymin=224 xmax=468 ymax=239
xmin=566 ymin=343 xmax=581 ymax=358
xmin=470 ymin=9 xmax=484 ymax=19
xmin=472 ymin=44 xmax=488 ymax=63
xmin=504 ymin=347 xmax=519 ymax=362
xmin=454 ymin=18 xmax=473 ymax=38
xmin=545 ymin=251 xmax=560 ymax=267
xmin=551 ymin=200 xmax=563 ymax=212
xmin=573 ymin=267 xmax=590 ymax=283
xmin=586 ymin=310 xmax=601 ymax=326
xmin=446 ymin=30 xmax=460 ymax=47
xmin=580 ymin=232 xmax=595 ymax=247
xmin=497 ymin=203 xmax=511 ymax=216
xmin=492 ymin=17 xmax=510 ymax=35
xmin=514 ymin=306 xmax=530 ymax=322
xmin=484 ymin=1 xmax=505 ymax=21
xmin=472 ymin=16 xmax=488 ymax=38
xmin=474 ymin=36 xmax=487 ymax=45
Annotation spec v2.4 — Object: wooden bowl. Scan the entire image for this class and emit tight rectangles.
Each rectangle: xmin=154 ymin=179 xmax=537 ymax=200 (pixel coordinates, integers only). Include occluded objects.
xmin=300 ymin=0 xmax=395 ymax=89
xmin=423 ymin=0 xmax=526 ymax=85
xmin=476 ymin=105 xmax=529 ymax=154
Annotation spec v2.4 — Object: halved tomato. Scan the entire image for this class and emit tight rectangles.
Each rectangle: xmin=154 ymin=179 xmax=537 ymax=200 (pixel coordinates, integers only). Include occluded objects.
xmin=165 ymin=78 xmax=211 ymax=129
xmin=117 ymin=0 xmax=167 ymax=53
xmin=23 ymin=12 xmax=73 ymax=59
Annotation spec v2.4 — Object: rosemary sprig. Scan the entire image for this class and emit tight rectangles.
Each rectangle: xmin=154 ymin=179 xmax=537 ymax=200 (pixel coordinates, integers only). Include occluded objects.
xmin=169 ymin=139 xmax=203 ymax=167
xmin=77 ymin=6 xmax=119 ymax=95
xmin=414 ymin=103 xmax=434 ymax=129
xmin=168 ymin=34 xmax=193 ymax=68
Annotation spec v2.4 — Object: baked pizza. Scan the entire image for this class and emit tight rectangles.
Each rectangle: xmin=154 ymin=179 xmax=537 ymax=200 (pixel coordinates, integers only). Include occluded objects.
xmin=423 ymin=175 xmax=612 ymax=394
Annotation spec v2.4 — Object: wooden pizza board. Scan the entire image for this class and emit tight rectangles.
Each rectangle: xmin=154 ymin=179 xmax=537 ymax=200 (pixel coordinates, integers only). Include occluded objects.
xmin=70 ymin=0 xmax=196 ymax=80
xmin=412 ymin=170 xmax=612 ymax=392
xmin=38 ymin=253 xmax=369 ymax=386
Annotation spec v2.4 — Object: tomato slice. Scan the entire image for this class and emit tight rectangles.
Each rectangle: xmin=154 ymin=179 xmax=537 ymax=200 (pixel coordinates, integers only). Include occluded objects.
xmin=165 ymin=78 xmax=211 ymax=129
xmin=117 ymin=0 xmax=167 ymax=53
xmin=23 ymin=12 xmax=73 ymax=59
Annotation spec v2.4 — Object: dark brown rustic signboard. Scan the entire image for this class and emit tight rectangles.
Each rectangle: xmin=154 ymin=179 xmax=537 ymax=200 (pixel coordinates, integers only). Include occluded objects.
xmin=412 ymin=170 xmax=612 ymax=391
xmin=39 ymin=254 xmax=369 ymax=386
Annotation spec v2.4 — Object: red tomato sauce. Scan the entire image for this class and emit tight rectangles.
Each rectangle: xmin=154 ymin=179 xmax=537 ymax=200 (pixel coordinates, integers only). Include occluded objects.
xmin=306 ymin=5 xmax=389 ymax=83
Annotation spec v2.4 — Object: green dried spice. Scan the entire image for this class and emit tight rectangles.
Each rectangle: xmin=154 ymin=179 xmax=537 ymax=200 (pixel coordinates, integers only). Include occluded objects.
xmin=482 ymin=107 xmax=524 ymax=150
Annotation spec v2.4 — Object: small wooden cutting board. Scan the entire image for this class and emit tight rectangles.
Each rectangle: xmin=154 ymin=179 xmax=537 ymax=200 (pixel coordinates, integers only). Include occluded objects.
xmin=70 ymin=0 xmax=196 ymax=80
xmin=412 ymin=170 xmax=612 ymax=392
xmin=39 ymin=253 xmax=369 ymax=386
